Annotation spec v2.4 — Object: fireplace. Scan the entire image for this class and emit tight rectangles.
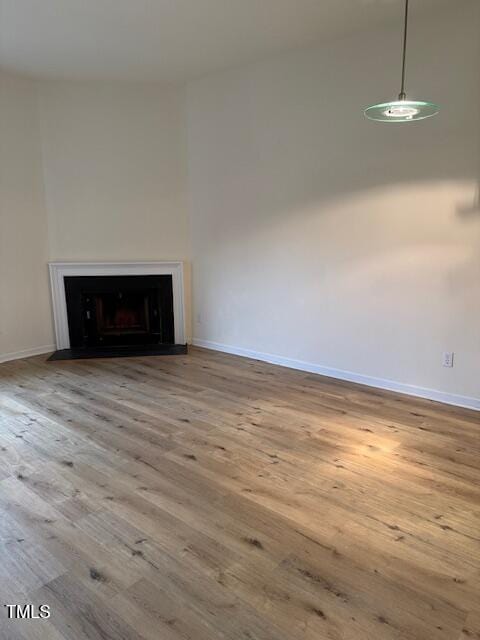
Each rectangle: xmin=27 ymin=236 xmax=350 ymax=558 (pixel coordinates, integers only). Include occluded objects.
xmin=48 ymin=262 xmax=187 ymax=361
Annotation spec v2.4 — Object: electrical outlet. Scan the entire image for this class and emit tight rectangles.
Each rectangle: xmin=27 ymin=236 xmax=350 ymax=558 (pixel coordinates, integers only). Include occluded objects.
xmin=442 ymin=352 xmax=454 ymax=368
xmin=196 ymin=313 xmax=202 ymax=325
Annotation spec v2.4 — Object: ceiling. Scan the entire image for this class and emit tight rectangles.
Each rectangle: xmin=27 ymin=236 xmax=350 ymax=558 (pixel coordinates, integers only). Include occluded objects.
xmin=0 ymin=0 xmax=453 ymax=83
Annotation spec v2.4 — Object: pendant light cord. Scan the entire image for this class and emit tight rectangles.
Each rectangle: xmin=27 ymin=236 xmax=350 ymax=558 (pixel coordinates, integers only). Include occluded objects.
xmin=399 ymin=0 xmax=409 ymax=100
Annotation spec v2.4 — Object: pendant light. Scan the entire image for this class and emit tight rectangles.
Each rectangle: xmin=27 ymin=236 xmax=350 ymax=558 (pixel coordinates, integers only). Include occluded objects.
xmin=364 ymin=0 xmax=439 ymax=122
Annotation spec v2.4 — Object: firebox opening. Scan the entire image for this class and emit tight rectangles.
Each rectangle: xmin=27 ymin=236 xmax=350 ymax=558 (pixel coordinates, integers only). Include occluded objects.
xmin=93 ymin=292 xmax=150 ymax=336
xmin=64 ymin=275 xmax=175 ymax=350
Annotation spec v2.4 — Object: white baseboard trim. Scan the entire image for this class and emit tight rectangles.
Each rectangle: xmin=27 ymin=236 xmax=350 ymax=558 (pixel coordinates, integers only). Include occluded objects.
xmin=0 ymin=345 xmax=56 ymax=364
xmin=192 ymin=339 xmax=480 ymax=412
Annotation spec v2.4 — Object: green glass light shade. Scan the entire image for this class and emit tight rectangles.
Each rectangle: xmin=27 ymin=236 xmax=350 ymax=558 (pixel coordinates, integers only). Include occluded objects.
xmin=364 ymin=98 xmax=439 ymax=122
xmin=364 ymin=0 xmax=440 ymax=123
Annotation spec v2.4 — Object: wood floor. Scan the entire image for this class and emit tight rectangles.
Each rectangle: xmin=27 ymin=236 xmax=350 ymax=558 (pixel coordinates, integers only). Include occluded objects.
xmin=0 ymin=347 xmax=479 ymax=640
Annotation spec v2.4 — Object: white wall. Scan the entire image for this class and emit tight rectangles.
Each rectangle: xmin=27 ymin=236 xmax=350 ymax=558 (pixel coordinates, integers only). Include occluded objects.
xmin=0 ymin=72 xmax=55 ymax=360
xmin=0 ymin=78 xmax=192 ymax=361
xmin=187 ymin=2 xmax=480 ymax=406
xmin=38 ymin=81 xmax=189 ymax=263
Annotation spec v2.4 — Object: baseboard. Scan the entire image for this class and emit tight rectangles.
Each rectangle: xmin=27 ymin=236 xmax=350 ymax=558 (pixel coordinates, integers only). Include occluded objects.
xmin=192 ymin=339 xmax=480 ymax=412
xmin=0 ymin=345 xmax=56 ymax=364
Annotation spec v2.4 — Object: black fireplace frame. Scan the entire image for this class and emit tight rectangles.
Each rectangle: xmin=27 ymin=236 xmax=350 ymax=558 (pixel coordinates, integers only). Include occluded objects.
xmin=48 ymin=274 xmax=187 ymax=361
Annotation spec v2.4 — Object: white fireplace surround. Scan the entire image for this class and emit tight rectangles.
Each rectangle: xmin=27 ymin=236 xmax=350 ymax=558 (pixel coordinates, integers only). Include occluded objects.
xmin=49 ymin=261 xmax=186 ymax=349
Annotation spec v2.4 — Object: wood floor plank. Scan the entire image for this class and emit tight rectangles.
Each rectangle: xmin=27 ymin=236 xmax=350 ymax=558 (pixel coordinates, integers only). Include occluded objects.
xmin=0 ymin=347 xmax=478 ymax=639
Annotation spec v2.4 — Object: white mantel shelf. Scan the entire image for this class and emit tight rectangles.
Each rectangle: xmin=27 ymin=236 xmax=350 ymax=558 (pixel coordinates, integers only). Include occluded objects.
xmin=48 ymin=261 xmax=186 ymax=350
